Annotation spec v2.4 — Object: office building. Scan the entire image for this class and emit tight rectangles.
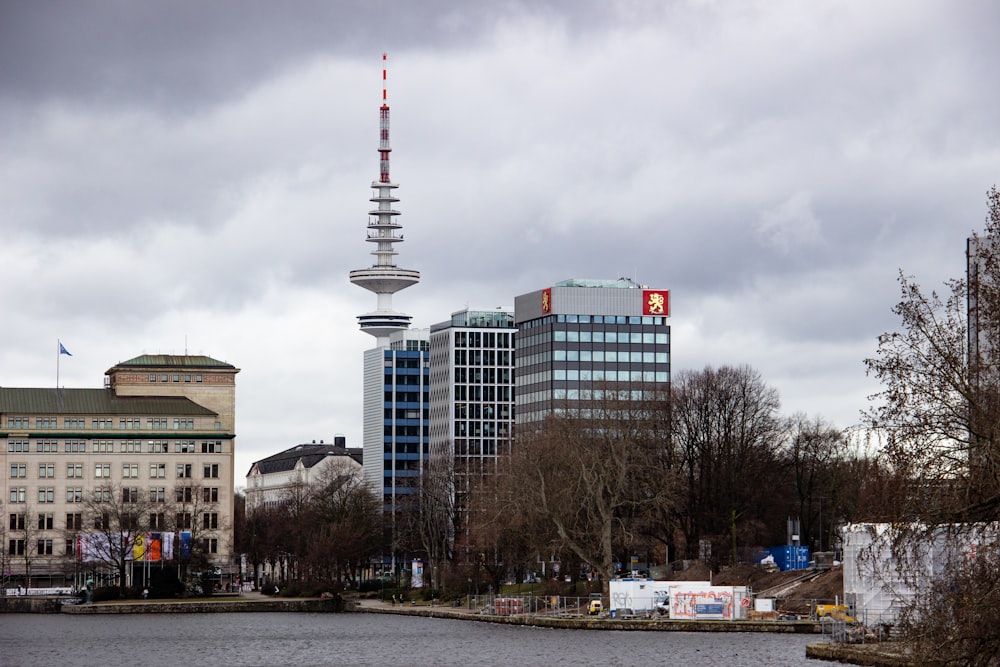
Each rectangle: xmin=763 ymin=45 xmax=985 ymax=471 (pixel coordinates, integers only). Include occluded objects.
xmin=363 ymin=329 xmax=429 ymax=510
xmin=513 ymin=278 xmax=671 ymax=425
xmin=1 ymin=354 xmax=238 ymax=591
xmin=428 ymin=307 xmax=516 ymax=515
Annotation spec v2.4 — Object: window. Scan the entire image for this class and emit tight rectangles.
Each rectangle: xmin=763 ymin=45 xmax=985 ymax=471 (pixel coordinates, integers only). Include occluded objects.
xmin=9 ymin=513 xmax=25 ymax=530
xmin=173 ymin=418 xmax=194 ymax=430
xmin=122 ymin=463 xmax=139 ymax=478
xmin=202 ymin=512 xmax=218 ymax=530
xmin=201 ymin=441 xmax=222 ymax=453
xmin=149 ymin=463 xmax=166 ymax=478
xmin=203 ymin=463 xmax=219 ymax=479
xmin=67 ymin=463 xmax=84 ymax=478
xmin=37 ymin=540 xmax=53 ymax=555
xmin=175 ymin=487 xmax=193 ymax=503
xmin=64 ymin=417 xmax=86 ymax=428
xmin=202 ymin=538 xmax=218 ymax=554
xmin=176 ymin=441 xmax=196 ymax=453
xmin=6 ymin=416 xmax=29 ymax=428
xmin=66 ymin=513 xmax=83 ymax=530
xmin=38 ymin=513 xmax=54 ymax=530
xmin=148 ymin=440 xmax=168 ymax=453
xmin=36 ymin=440 xmax=58 ymax=452
xmin=177 ymin=463 xmax=192 ymax=479
xmin=9 ymin=487 xmax=26 ymax=503
xmin=10 ymin=463 xmax=26 ymax=478
xmin=65 ymin=538 xmax=76 ymax=556
xmin=9 ymin=539 xmax=25 ymax=556
xmin=93 ymin=486 xmax=112 ymax=502
xmin=203 ymin=487 xmax=219 ymax=503
xmin=150 ymin=512 xmax=166 ymax=530
xmin=38 ymin=487 xmax=55 ymax=503
xmin=65 ymin=440 xmax=86 ymax=453
xmin=176 ymin=512 xmax=192 ymax=529
xmin=95 ymin=463 xmax=111 ymax=478
xmin=122 ymin=487 xmax=139 ymax=503
xmin=149 ymin=487 xmax=166 ymax=503
xmin=66 ymin=487 xmax=84 ymax=503
xmin=120 ymin=440 xmax=142 ymax=453
xmin=39 ymin=463 xmax=55 ymax=478
xmin=8 ymin=440 xmax=29 ymax=452
xmin=94 ymin=512 xmax=109 ymax=530
xmin=120 ymin=418 xmax=141 ymax=430
xmin=93 ymin=441 xmax=114 ymax=453
xmin=92 ymin=418 xmax=113 ymax=429
xmin=147 ymin=418 xmax=168 ymax=430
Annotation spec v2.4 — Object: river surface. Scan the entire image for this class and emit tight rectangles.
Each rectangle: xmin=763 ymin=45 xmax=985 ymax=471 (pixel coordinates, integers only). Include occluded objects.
xmin=1 ymin=612 xmax=829 ymax=666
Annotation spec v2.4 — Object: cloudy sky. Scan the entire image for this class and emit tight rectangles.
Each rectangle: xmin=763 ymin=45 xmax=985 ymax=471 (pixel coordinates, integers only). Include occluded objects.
xmin=2 ymin=1 xmax=998 ymax=486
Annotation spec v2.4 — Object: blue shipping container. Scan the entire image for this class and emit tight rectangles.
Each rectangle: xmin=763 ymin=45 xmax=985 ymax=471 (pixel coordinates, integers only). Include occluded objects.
xmin=766 ymin=546 xmax=810 ymax=571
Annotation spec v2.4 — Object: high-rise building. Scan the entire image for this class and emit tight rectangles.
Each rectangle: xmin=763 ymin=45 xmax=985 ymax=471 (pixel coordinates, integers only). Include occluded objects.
xmin=364 ymin=329 xmax=429 ymax=510
xmin=0 ymin=354 xmax=239 ymax=591
xmin=428 ymin=307 xmax=516 ymax=515
xmin=347 ymin=55 xmax=426 ymax=508
xmin=513 ymin=278 xmax=671 ymax=425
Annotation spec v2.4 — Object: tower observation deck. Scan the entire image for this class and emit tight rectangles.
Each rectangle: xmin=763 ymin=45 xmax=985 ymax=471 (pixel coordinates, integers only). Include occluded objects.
xmin=349 ymin=54 xmax=420 ymax=345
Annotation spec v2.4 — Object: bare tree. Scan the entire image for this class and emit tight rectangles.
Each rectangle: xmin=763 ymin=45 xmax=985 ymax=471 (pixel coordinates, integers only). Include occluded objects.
xmin=303 ymin=461 xmax=381 ymax=585
xmin=80 ymin=484 xmax=153 ymax=595
xmin=861 ymin=186 xmax=1000 ymax=662
xmin=671 ymin=365 xmax=784 ymax=562
xmin=417 ymin=456 xmax=455 ymax=591
xmin=503 ymin=387 xmax=674 ymax=597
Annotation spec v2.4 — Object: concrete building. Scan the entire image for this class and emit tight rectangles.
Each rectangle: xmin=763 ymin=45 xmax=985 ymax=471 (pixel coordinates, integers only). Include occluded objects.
xmin=245 ymin=438 xmax=362 ymax=511
xmin=1 ymin=354 xmax=239 ymax=591
xmin=513 ymin=278 xmax=671 ymax=425
xmin=428 ymin=307 xmax=516 ymax=517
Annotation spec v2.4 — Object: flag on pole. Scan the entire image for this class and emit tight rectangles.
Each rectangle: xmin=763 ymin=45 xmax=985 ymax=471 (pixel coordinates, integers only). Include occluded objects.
xmin=59 ymin=341 xmax=72 ymax=356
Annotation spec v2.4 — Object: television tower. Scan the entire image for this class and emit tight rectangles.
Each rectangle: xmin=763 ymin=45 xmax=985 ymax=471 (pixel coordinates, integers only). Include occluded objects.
xmin=349 ymin=54 xmax=420 ymax=345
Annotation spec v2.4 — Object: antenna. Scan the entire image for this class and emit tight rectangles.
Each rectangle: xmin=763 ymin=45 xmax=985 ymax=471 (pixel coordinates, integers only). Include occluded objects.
xmin=379 ymin=53 xmax=391 ymax=184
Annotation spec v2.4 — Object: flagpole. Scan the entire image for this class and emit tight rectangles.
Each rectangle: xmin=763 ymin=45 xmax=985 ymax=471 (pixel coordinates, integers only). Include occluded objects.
xmin=56 ymin=339 xmax=60 ymax=388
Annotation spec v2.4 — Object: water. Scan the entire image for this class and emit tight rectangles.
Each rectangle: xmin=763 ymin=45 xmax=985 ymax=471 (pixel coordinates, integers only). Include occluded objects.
xmin=1 ymin=612 xmax=829 ymax=666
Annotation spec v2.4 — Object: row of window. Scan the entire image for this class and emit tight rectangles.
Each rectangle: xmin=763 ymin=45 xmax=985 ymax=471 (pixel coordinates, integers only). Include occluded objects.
xmin=8 ymin=536 xmax=219 ymax=557
xmin=452 ymin=330 xmax=514 ymax=348
xmin=519 ymin=314 xmax=668 ymax=331
xmin=9 ymin=507 xmax=219 ymax=532
xmin=452 ymin=384 xmax=512 ymax=402
xmin=9 ymin=462 xmax=221 ymax=481
xmin=453 ymin=367 xmax=511 ymax=385
xmin=453 ymin=403 xmax=511 ymax=420
xmin=8 ymin=484 xmax=220 ymax=505
xmin=516 ymin=349 xmax=669 ymax=369
xmin=516 ymin=369 xmax=671 ymax=389
xmin=516 ymin=387 xmax=669 ymax=408
xmin=452 ymin=350 xmax=512 ymax=366
xmin=6 ymin=440 xmax=224 ymax=454
xmin=453 ymin=421 xmax=510 ymax=438
xmin=517 ymin=330 xmax=670 ymax=349
xmin=6 ymin=417 xmax=201 ymax=430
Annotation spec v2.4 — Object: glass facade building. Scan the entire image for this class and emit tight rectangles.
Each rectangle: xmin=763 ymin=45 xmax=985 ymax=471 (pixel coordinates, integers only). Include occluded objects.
xmin=428 ymin=308 xmax=516 ymax=516
xmin=362 ymin=330 xmax=429 ymax=511
xmin=513 ymin=278 xmax=671 ymax=425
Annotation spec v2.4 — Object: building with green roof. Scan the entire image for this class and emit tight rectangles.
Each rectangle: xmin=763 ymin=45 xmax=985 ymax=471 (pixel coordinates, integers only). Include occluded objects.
xmin=1 ymin=354 xmax=239 ymax=593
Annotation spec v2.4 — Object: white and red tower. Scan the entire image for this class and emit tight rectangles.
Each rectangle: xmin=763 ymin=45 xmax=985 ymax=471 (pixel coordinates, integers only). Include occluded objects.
xmin=349 ymin=54 xmax=420 ymax=345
